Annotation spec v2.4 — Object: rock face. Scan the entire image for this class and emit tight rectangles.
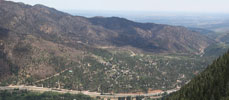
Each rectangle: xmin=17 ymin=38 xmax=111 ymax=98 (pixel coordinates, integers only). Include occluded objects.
xmin=0 ymin=1 xmax=216 ymax=92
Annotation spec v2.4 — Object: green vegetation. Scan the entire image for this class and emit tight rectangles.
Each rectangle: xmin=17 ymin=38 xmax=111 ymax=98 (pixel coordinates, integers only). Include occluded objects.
xmin=204 ymin=43 xmax=229 ymax=57
xmin=0 ymin=34 xmax=220 ymax=93
xmin=0 ymin=90 xmax=94 ymax=100
xmin=167 ymin=50 xmax=229 ymax=100
xmin=35 ymin=48 xmax=213 ymax=93
xmin=1 ymin=0 xmax=229 ymax=95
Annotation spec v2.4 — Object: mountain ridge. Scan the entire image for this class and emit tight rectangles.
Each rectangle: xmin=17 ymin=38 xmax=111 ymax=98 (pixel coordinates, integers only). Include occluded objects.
xmin=0 ymin=0 xmax=215 ymax=53
xmin=0 ymin=1 xmax=218 ymax=93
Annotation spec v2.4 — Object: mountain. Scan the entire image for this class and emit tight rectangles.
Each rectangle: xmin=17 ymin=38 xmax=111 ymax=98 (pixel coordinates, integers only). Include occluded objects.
xmin=89 ymin=17 xmax=215 ymax=53
xmin=0 ymin=1 xmax=214 ymax=54
xmin=0 ymin=1 xmax=216 ymax=93
xmin=166 ymin=50 xmax=229 ymax=100
xmin=188 ymin=27 xmax=218 ymax=39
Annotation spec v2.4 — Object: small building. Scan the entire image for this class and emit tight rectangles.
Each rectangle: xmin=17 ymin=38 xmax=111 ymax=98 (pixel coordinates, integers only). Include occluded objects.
xmin=69 ymin=70 xmax=73 ymax=73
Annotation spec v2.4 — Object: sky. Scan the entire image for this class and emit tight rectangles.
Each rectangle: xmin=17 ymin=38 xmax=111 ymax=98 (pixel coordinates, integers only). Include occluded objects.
xmin=7 ymin=0 xmax=229 ymax=13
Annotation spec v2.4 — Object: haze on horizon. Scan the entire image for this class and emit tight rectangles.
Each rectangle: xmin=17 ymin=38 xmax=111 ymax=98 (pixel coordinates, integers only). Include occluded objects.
xmin=6 ymin=0 xmax=229 ymax=14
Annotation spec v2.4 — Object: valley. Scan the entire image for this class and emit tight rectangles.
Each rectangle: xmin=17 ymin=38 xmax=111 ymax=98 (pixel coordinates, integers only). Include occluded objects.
xmin=0 ymin=1 xmax=229 ymax=100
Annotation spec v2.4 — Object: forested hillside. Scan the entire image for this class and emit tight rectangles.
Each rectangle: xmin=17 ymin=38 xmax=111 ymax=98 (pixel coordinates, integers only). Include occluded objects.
xmin=167 ymin=50 xmax=229 ymax=100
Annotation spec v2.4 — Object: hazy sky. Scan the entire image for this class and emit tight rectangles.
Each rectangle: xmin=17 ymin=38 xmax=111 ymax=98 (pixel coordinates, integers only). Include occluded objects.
xmin=7 ymin=0 xmax=229 ymax=13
